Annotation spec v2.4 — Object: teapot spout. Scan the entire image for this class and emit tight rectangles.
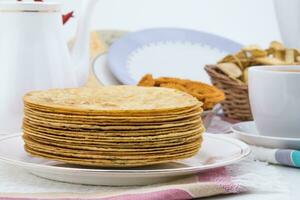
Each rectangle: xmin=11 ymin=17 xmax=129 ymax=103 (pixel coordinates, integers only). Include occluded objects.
xmin=70 ymin=0 xmax=100 ymax=86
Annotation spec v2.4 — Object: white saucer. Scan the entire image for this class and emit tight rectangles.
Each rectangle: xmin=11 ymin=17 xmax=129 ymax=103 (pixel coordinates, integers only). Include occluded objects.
xmin=232 ymin=121 xmax=300 ymax=150
xmin=0 ymin=133 xmax=250 ymax=186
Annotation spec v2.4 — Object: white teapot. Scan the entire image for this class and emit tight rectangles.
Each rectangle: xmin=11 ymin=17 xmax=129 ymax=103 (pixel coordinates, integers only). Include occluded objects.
xmin=0 ymin=0 xmax=99 ymax=133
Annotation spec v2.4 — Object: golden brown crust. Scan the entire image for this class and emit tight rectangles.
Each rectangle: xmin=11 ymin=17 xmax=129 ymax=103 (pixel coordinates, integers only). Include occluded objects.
xmin=138 ymin=75 xmax=225 ymax=110
xmin=137 ymin=74 xmax=156 ymax=87
xmin=159 ymin=83 xmax=190 ymax=93
xmin=24 ymin=86 xmax=201 ymax=114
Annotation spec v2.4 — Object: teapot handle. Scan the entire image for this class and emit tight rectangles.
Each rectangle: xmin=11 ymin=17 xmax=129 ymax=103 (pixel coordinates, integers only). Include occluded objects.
xmin=69 ymin=0 xmax=100 ymax=86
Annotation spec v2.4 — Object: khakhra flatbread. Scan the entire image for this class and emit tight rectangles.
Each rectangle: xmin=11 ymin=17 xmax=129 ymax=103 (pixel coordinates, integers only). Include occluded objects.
xmin=23 ymin=86 xmax=201 ymax=114
xmin=22 ymin=86 xmax=205 ymax=167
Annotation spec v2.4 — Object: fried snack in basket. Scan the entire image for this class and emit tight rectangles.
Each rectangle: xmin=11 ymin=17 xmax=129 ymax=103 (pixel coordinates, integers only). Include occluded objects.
xmin=138 ymin=75 xmax=224 ymax=110
xmin=216 ymin=41 xmax=300 ymax=84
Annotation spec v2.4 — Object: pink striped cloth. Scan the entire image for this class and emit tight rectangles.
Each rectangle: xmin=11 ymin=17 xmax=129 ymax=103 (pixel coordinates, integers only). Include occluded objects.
xmin=1 ymin=167 xmax=246 ymax=200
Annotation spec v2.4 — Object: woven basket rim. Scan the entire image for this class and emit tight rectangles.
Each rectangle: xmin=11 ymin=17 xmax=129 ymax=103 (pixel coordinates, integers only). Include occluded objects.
xmin=205 ymin=65 xmax=248 ymax=89
xmin=205 ymin=64 xmax=252 ymax=121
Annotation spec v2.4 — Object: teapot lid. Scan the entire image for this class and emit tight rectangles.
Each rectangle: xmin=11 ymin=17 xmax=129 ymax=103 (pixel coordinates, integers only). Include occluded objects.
xmin=0 ymin=2 xmax=61 ymax=12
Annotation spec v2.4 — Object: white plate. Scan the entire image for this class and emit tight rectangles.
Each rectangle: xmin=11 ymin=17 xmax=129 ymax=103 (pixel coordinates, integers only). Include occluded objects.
xmin=108 ymin=28 xmax=242 ymax=85
xmin=92 ymin=53 xmax=121 ymax=86
xmin=0 ymin=133 xmax=250 ymax=186
xmin=232 ymin=121 xmax=300 ymax=150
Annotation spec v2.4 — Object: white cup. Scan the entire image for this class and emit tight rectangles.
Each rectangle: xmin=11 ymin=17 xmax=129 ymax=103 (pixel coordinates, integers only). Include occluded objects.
xmin=248 ymin=66 xmax=300 ymax=138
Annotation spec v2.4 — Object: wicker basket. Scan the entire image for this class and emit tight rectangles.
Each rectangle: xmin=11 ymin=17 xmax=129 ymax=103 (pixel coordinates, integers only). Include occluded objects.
xmin=205 ymin=65 xmax=252 ymax=121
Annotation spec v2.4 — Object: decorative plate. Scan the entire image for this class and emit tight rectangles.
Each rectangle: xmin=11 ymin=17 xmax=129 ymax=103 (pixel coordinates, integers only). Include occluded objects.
xmin=108 ymin=28 xmax=242 ymax=85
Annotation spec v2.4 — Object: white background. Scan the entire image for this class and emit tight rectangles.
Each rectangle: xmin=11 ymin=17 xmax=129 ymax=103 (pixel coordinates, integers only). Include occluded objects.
xmin=47 ymin=0 xmax=282 ymax=47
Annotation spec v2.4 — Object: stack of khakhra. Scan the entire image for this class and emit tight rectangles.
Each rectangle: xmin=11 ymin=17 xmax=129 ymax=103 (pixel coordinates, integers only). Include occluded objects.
xmin=22 ymin=86 xmax=204 ymax=167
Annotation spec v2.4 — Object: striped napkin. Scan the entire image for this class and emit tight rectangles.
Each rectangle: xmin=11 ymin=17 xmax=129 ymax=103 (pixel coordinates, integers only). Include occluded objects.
xmin=2 ymin=169 xmax=243 ymax=199
xmin=251 ymin=146 xmax=300 ymax=168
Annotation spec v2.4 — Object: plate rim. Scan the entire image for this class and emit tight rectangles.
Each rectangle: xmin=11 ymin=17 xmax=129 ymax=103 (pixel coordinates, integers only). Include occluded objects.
xmin=0 ymin=133 xmax=250 ymax=175
xmin=232 ymin=121 xmax=300 ymax=142
xmin=107 ymin=27 xmax=243 ymax=85
xmin=92 ymin=53 xmax=111 ymax=86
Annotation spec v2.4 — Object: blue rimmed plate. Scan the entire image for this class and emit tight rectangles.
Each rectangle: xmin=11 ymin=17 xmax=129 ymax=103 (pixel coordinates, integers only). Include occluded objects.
xmin=108 ymin=28 xmax=242 ymax=85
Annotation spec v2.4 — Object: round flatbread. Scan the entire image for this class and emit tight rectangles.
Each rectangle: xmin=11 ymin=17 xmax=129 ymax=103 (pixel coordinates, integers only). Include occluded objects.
xmin=24 ymin=86 xmax=201 ymax=114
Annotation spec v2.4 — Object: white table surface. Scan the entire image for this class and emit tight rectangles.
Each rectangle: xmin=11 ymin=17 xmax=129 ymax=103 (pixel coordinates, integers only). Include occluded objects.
xmin=208 ymin=166 xmax=298 ymax=200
